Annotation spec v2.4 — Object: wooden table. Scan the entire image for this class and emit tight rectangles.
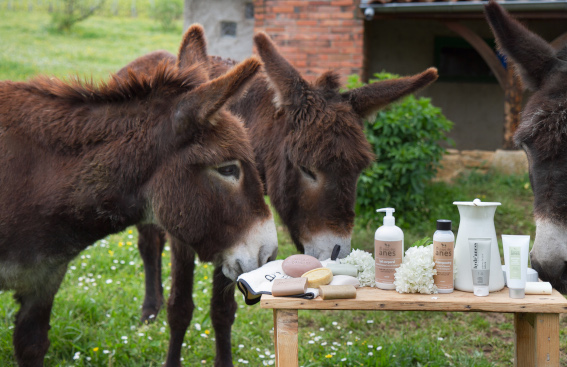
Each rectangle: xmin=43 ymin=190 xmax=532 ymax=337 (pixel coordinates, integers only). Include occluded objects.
xmin=261 ymin=287 xmax=567 ymax=367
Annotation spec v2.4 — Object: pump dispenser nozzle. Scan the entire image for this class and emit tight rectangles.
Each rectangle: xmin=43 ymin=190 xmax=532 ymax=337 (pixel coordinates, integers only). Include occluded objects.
xmin=376 ymin=208 xmax=396 ymax=226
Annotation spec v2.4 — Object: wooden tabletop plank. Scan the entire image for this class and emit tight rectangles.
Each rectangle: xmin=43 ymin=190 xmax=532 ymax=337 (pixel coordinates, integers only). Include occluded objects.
xmin=261 ymin=287 xmax=567 ymax=313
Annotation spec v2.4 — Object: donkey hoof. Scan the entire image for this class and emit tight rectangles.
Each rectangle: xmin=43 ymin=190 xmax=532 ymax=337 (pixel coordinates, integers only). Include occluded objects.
xmin=141 ymin=309 xmax=159 ymax=324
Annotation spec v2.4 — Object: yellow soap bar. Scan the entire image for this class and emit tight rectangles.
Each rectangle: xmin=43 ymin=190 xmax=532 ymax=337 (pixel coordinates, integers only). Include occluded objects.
xmin=301 ymin=267 xmax=333 ymax=288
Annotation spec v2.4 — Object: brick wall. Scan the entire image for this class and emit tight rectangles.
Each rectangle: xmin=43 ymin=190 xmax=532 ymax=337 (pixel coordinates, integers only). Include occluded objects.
xmin=253 ymin=0 xmax=364 ymax=82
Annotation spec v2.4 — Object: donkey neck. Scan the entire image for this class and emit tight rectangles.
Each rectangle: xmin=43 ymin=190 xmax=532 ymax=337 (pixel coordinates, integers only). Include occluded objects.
xmin=0 ymin=80 xmax=178 ymax=243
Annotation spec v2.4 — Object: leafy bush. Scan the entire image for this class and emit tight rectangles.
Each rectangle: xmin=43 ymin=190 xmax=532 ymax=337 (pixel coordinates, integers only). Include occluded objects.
xmin=347 ymin=72 xmax=454 ymax=227
xmin=50 ymin=0 xmax=105 ymax=32
xmin=153 ymin=0 xmax=182 ymax=31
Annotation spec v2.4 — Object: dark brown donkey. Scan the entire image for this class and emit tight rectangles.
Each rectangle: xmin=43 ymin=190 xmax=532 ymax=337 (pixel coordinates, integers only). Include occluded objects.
xmin=119 ymin=25 xmax=439 ymax=366
xmin=0 ymin=28 xmax=278 ymax=366
xmin=484 ymin=1 xmax=567 ymax=293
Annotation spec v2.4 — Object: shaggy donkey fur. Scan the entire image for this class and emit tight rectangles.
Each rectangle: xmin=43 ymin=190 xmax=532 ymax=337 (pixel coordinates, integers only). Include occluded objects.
xmin=485 ymin=0 xmax=567 ymax=293
xmin=118 ymin=25 xmax=438 ymax=367
xmin=0 ymin=27 xmax=278 ymax=366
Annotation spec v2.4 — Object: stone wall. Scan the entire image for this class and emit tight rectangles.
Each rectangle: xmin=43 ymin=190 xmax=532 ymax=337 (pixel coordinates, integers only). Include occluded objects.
xmin=435 ymin=149 xmax=528 ymax=182
xmin=183 ymin=0 xmax=254 ymax=61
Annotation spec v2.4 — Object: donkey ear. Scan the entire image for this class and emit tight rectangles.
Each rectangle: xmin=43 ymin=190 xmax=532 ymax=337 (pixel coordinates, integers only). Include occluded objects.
xmin=174 ymin=56 xmax=262 ymax=134
xmin=314 ymin=71 xmax=341 ymax=91
xmin=343 ymin=68 xmax=438 ymax=118
xmin=254 ymin=32 xmax=309 ymax=108
xmin=177 ymin=23 xmax=209 ymax=69
xmin=484 ymin=0 xmax=558 ymax=90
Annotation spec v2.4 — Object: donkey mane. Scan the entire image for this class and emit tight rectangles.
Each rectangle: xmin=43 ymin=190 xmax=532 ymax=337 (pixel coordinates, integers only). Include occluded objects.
xmin=0 ymin=61 xmax=210 ymax=155
xmin=24 ymin=60 xmax=207 ymax=104
xmin=286 ymin=89 xmax=374 ymax=172
xmin=515 ymin=100 xmax=567 ymax=160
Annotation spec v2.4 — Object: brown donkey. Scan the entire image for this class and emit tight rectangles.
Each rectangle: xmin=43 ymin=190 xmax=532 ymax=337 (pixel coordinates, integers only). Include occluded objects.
xmin=119 ymin=26 xmax=439 ymax=366
xmin=0 ymin=28 xmax=278 ymax=366
xmin=485 ymin=1 xmax=567 ymax=293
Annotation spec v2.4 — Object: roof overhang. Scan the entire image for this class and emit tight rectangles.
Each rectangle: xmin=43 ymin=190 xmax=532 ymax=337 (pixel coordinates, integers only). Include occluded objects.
xmin=360 ymin=0 xmax=567 ymax=19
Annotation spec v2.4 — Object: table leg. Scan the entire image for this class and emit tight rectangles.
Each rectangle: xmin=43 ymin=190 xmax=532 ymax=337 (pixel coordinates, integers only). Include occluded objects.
xmin=514 ymin=313 xmax=559 ymax=367
xmin=273 ymin=309 xmax=299 ymax=367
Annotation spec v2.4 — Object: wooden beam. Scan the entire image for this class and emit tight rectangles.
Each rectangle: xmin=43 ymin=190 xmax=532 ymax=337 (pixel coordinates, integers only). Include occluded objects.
xmin=373 ymin=12 xmax=567 ymax=21
xmin=273 ymin=309 xmax=299 ymax=367
xmin=443 ymin=21 xmax=507 ymax=89
xmin=514 ymin=313 xmax=560 ymax=366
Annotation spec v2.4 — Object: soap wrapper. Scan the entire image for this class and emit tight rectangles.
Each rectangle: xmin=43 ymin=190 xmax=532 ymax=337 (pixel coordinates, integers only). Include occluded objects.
xmin=237 ymin=259 xmax=331 ymax=305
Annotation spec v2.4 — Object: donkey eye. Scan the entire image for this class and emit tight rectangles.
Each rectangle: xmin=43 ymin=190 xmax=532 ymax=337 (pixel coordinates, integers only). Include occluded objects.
xmin=217 ymin=164 xmax=240 ymax=179
xmin=300 ymin=166 xmax=316 ymax=181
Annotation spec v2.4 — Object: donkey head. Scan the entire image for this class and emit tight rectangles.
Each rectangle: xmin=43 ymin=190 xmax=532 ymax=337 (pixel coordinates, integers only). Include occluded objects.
xmin=254 ymin=33 xmax=438 ymax=260
xmin=143 ymin=26 xmax=278 ymax=281
xmin=485 ymin=1 xmax=567 ymax=292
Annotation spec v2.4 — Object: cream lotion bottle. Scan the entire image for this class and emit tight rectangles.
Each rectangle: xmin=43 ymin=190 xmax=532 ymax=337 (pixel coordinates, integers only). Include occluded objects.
xmin=433 ymin=220 xmax=454 ymax=293
xmin=502 ymin=235 xmax=530 ymax=299
xmin=375 ymin=208 xmax=404 ymax=290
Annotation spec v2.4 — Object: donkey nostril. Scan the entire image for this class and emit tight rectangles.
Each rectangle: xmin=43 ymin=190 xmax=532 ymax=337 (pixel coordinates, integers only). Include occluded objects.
xmin=260 ymin=245 xmax=278 ymax=266
xmin=268 ymin=247 xmax=278 ymax=262
xmin=235 ymin=259 xmax=244 ymax=276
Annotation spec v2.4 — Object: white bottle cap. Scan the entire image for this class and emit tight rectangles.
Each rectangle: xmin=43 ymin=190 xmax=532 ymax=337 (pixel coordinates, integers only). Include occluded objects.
xmin=509 ymin=288 xmax=525 ymax=299
xmin=473 ymin=285 xmax=489 ymax=297
xmin=376 ymin=208 xmax=395 ymax=226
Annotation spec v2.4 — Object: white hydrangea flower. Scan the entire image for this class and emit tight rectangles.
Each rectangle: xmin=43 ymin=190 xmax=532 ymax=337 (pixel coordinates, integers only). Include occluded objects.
xmin=341 ymin=249 xmax=376 ymax=287
xmin=394 ymin=244 xmax=438 ymax=294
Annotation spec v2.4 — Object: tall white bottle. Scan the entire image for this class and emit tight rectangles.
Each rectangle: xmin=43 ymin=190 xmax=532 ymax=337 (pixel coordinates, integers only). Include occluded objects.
xmin=433 ymin=219 xmax=455 ymax=293
xmin=375 ymin=208 xmax=404 ymax=290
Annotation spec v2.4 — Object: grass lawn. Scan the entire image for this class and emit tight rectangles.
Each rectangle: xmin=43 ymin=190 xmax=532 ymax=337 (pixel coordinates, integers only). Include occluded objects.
xmin=1 ymin=10 xmax=566 ymax=367
xmin=0 ymin=10 xmax=183 ymax=81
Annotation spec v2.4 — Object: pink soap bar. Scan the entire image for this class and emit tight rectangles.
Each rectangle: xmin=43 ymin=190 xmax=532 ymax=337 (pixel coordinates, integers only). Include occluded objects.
xmin=272 ymin=277 xmax=308 ymax=297
xmin=282 ymin=254 xmax=322 ymax=277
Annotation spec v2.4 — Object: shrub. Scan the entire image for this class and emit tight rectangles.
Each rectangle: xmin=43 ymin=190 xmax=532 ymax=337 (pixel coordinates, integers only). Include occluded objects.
xmin=346 ymin=72 xmax=454 ymax=227
xmin=153 ymin=0 xmax=182 ymax=31
xmin=50 ymin=0 xmax=105 ymax=32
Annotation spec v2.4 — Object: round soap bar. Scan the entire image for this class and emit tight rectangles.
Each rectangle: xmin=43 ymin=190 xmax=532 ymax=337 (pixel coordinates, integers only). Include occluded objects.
xmin=301 ymin=267 xmax=333 ymax=288
xmin=282 ymin=254 xmax=322 ymax=277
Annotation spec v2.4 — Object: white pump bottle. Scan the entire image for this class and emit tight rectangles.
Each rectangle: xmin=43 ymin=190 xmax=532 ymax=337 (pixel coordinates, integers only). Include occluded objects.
xmin=375 ymin=208 xmax=404 ymax=290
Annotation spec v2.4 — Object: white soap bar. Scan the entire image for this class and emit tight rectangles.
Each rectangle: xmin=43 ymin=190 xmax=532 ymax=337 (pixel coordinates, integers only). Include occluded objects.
xmin=525 ymin=282 xmax=552 ymax=295
xmin=328 ymin=275 xmax=360 ymax=288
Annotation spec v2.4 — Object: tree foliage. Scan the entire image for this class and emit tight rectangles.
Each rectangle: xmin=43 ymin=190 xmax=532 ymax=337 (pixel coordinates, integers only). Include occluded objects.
xmin=50 ymin=0 xmax=105 ymax=32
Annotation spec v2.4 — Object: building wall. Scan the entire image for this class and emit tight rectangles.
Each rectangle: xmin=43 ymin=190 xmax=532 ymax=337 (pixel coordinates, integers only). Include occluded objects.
xmin=253 ymin=0 xmax=364 ymax=82
xmin=365 ymin=18 xmax=567 ymax=150
xmin=184 ymin=0 xmax=254 ymax=61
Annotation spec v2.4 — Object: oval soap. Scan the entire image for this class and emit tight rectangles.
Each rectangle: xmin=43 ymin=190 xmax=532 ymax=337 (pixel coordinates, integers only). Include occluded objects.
xmin=301 ymin=267 xmax=333 ymax=287
xmin=326 ymin=263 xmax=358 ymax=277
xmin=329 ymin=275 xmax=360 ymax=288
xmin=282 ymin=254 xmax=322 ymax=277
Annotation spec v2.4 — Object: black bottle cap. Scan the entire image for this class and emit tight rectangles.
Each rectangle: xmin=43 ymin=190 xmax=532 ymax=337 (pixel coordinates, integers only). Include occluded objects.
xmin=437 ymin=219 xmax=452 ymax=231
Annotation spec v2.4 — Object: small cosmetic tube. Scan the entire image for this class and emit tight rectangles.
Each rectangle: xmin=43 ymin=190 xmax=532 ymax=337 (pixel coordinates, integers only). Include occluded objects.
xmin=469 ymin=238 xmax=492 ymax=297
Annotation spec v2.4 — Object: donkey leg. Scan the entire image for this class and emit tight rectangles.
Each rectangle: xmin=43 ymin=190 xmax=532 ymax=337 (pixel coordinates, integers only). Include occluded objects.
xmin=13 ymin=266 xmax=66 ymax=367
xmin=164 ymin=237 xmax=195 ymax=367
xmin=211 ymin=266 xmax=237 ymax=367
xmin=13 ymin=293 xmax=54 ymax=367
xmin=137 ymin=223 xmax=167 ymax=323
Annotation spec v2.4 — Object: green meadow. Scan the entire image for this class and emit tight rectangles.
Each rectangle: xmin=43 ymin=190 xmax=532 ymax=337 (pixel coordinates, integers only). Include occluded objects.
xmin=1 ymin=9 xmax=565 ymax=367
